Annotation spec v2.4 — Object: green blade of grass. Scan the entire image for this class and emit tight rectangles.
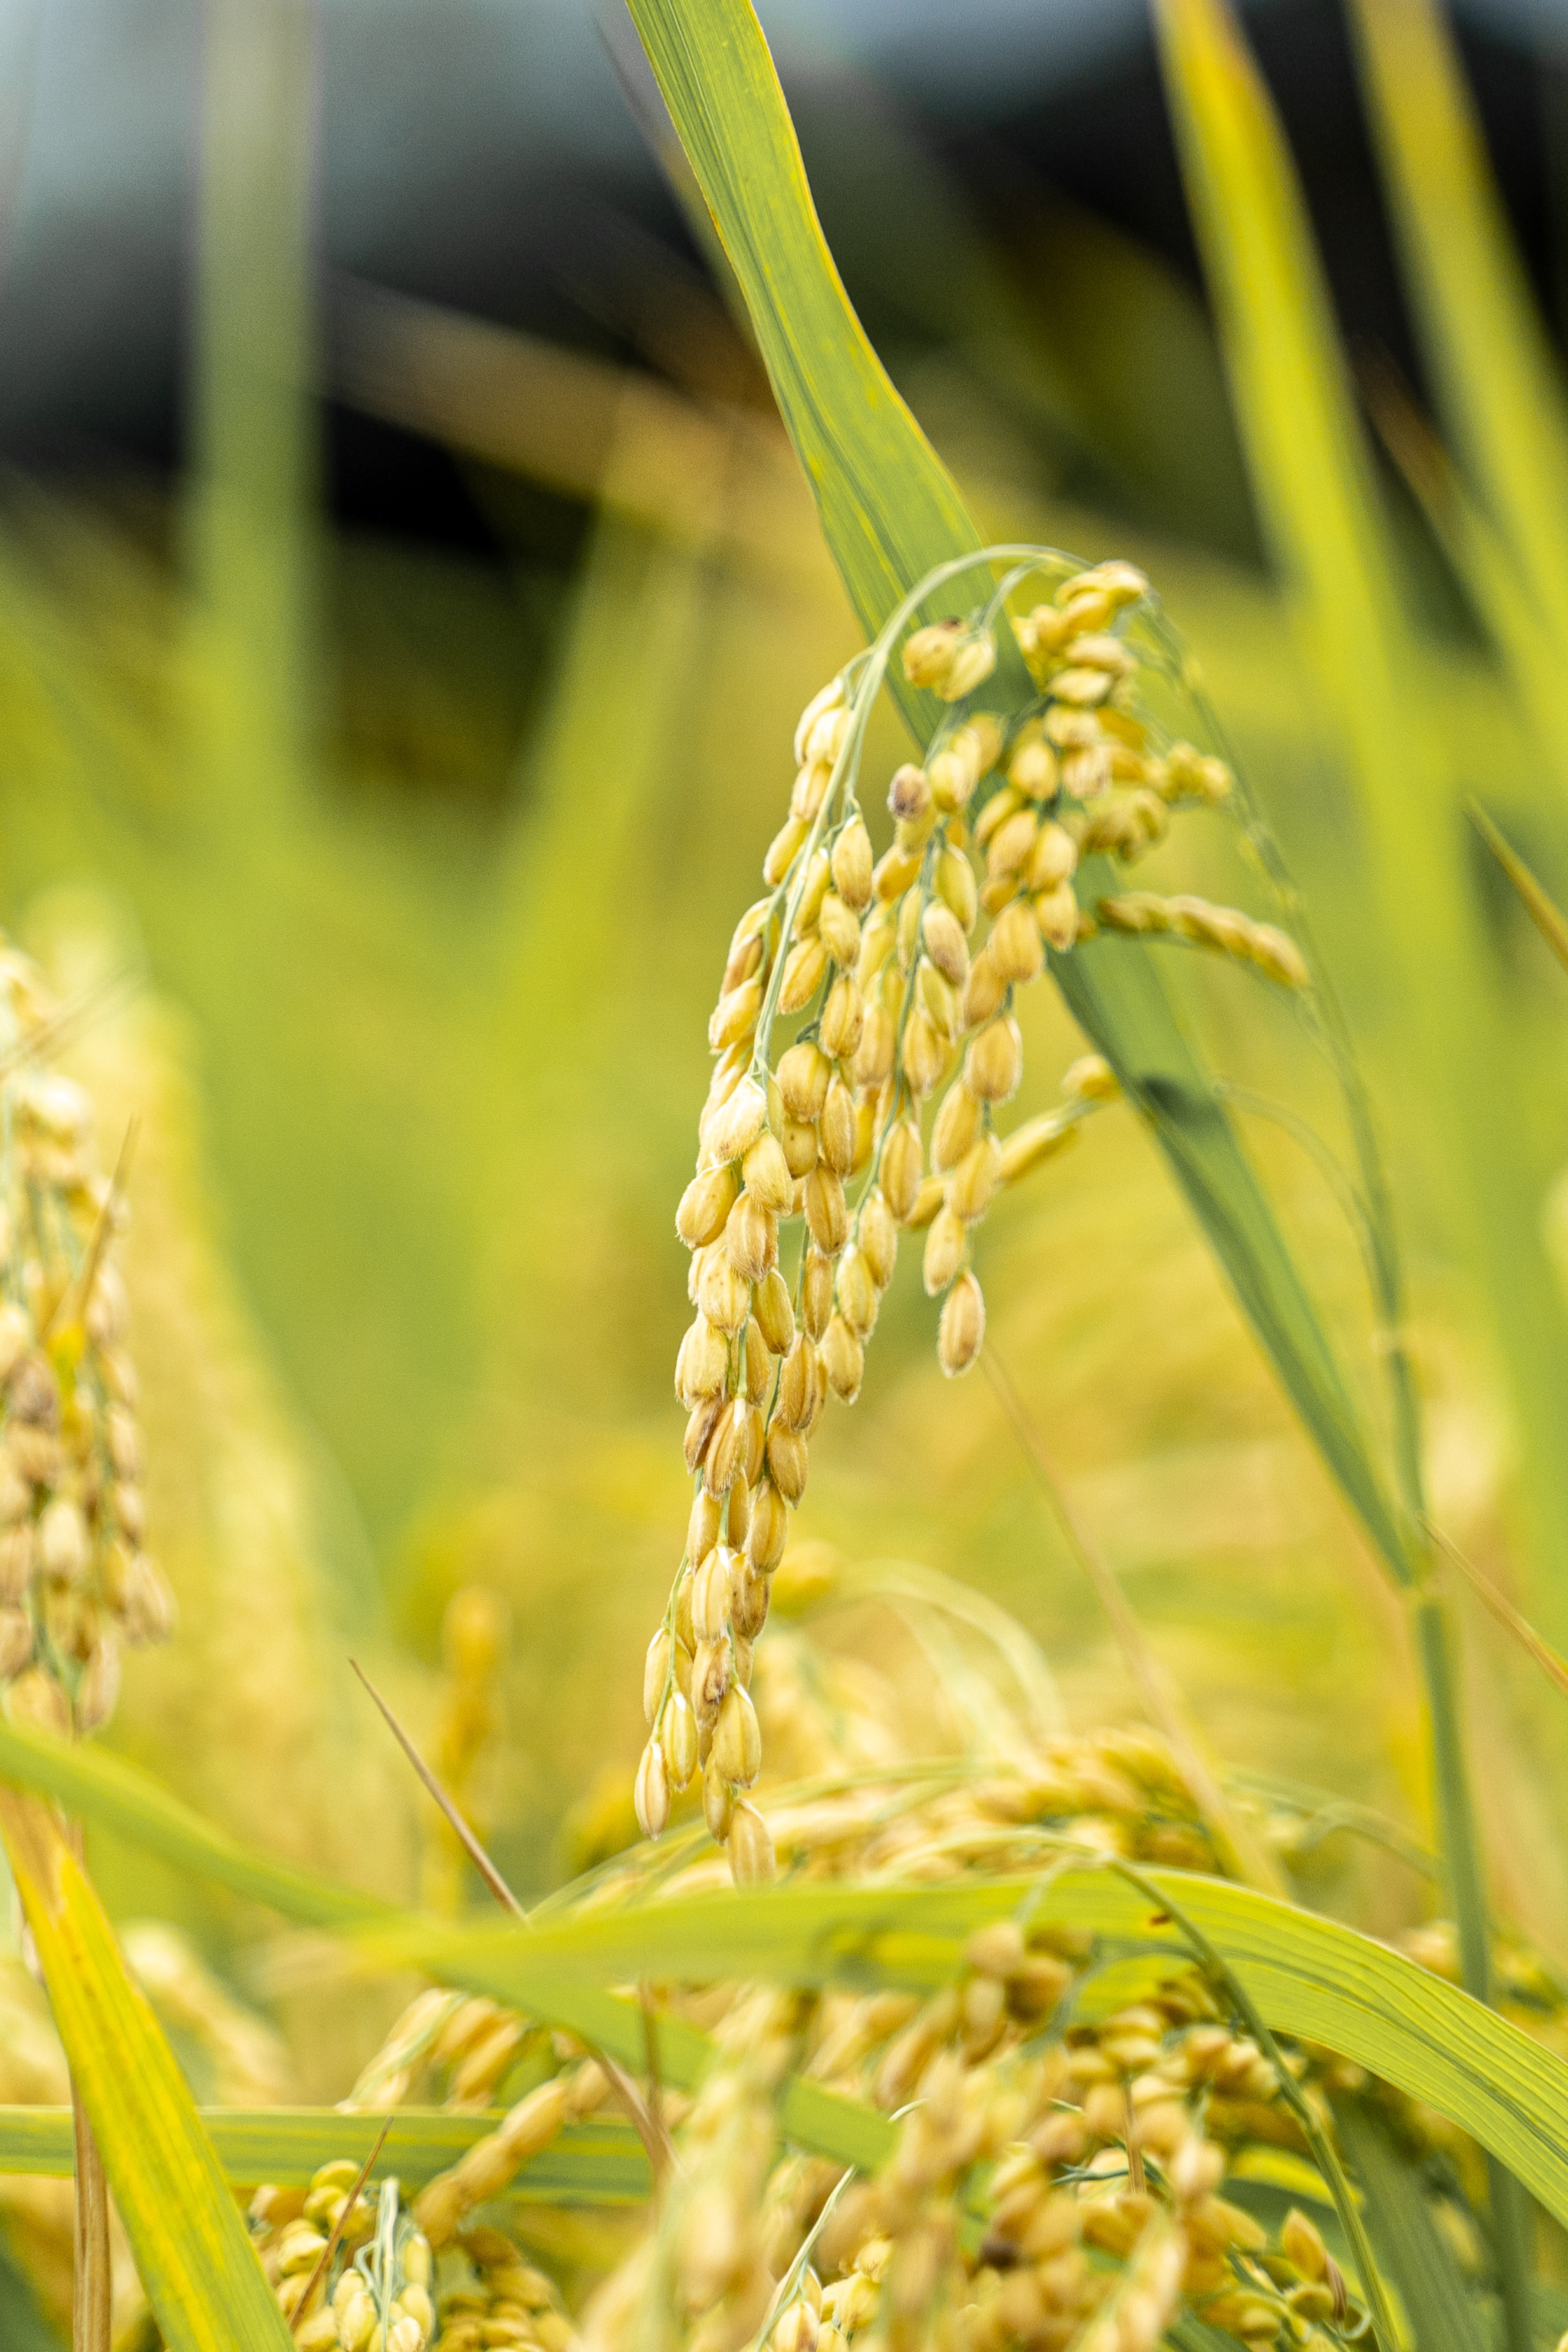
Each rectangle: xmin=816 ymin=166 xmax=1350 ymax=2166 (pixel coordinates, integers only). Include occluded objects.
xmin=1469 ymin=802 xmax=1568 ymax=981
xmin=1337 ymin=2101 xmax=1490 ymax=2352
xmin=622 ymin=0 xmax=1408 ymax=1580
xmin=1346 ymin=0 xmax=1568 ymax=667
xmin=0 ymin=1794 xmax=293 ymax=2352
xmin=6 ymin=1722 xmax=1568 ymax=2231
xmin=410 ymin=1872 xmax=1568 ymax=2230
xmin=0 ymin=2106 xmax=651 ymax=2202
xmin=1363 ymin=350 xmax=1568 ymax=777
xmin=619 ymin=0 xmax=992 ymax=727
xmin=1153 ymin=0 xmax=1568 ymax=1638
xmin=1153 ymin=16 xmax=1550 ymax=2337
xmin=0 ymin=1717 xmax=894 ymax=2180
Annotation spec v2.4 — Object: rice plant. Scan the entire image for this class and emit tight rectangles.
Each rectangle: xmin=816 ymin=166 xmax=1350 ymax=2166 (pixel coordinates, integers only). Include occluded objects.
xmin=4 ymin=1 xmax=1568 ymax=2351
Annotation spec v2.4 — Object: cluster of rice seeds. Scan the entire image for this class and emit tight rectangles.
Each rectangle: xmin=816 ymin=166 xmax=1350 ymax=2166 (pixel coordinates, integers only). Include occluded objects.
xmin=0 ymin=941 xmax=174 ymax=1733
xmin=256 ymin=2158 xmax=585 ymax=2352
xmin=639 ymin=556 xmax=1318 ymax=1879
xmin=253 ymin=2162 xmax=434 ymax=2350
xmin=335 ymin=1690 xmax=1381 ymax=2352
xmin=671 ymin=2008 xmax=802 ymax=2352
xmin=425 ymin=1997 xmax=542 ymax=2116
xmin=691 ymin=1708 xmax=1227 ymax=1895
xmin=583 ymin=1994 xmax=805 ymax=2352
xmin=341 ymin=1990 xmax=533 ymax=2116
xmin=572 ymin=1950 xmax=1364 ymax=2352
xmin=433 ymin=2230 xmax=579 ymax=2352
xmin=823 ymin=1972 xmax=1356 ymax=2352
xmin=1094 ymin=895 xmax=1309 ymax=990
xmin=414 ymin=2059 xmax=610 ymax=2251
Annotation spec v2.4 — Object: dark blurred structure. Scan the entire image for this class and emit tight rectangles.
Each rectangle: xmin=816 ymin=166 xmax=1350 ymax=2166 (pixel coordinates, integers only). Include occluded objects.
xmin=1 ymin=0 xmax=1564 ymax=565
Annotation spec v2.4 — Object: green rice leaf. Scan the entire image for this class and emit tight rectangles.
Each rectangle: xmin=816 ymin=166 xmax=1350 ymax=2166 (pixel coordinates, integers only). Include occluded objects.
xmin=1152 ymin=0 xmax=1568 ymax=1619
xmin=1362 ymin=304 xmax=1568 ymax=774
xmin=1337 ymin=2101 xmax=1490 ymax=2352
xmin=1150 ymin=17 xmax=1548 ymax=2341
xmin=6 ymin=1722 xmax=1568 ymax=2232
xmin=0 ymin=1793 xmax=293 ymax=2352
xmin=622 ymin=0 xmax=1406 ymax=1577
xmin=1469 ymin=802 xmax=1568 ymax=982
xmin=619 ymin=0 xmax=987 ymax=715
xmin=386 ymin=1872 xmax=1568 ymax=2227
xmin=0 ymin=2106 xmax=650 ymax=2202
xmin=0 ymin=1718 xmax=894 ymax=2180
xmin=1346 ymin=0 xmax=1568 ymax=666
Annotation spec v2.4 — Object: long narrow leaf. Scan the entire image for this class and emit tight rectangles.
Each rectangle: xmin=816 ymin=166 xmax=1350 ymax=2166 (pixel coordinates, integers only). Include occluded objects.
xmin=621 ymin=0 xmax=1406 ymax=1577
xmin=393 ymin=1874 xmax=1568 ymax=2233
xmin=4 ymin=1724 xmax=1568 ymax=2229
xmin=1469 ymin=802 xmax=1568 ymax=982
xmin=0 ymin=2106 xmax=650 ymax=2201
xmin=1154 ymin=0 xmax=1568 ymax=1625
xmin=1362 ymin=355 xmax=1568 ymax=768
xmin=0 ymin=1718 xmax=893 ymax=2179
xmin=0 ymin=1793 xmax=292 ymax=2352
xmin=1346 ymin=0 xmax=1568 ymax=666
xmin=1337 ymin=2101 xmax=1490 ymax=2352
xmin=618 ymin=0 xmax=981 ymax=691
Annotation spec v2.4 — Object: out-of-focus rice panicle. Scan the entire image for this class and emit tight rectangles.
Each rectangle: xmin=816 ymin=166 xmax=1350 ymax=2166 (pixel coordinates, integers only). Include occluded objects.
xmin=423 ymin=1584 xmax=509 ymax=1916
xmin=230 ymin=1532 xmax=1530 ymax=2352
xmin=24 ymin=895 xmax=421 ymax=2093
xmin=0 ymin=928 xmax=171 ymax=1733
xmin=120 ymin=1919 xmax=293 ymax=2106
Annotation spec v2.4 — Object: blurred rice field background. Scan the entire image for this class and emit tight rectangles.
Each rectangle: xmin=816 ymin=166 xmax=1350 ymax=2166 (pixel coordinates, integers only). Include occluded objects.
xmin=4 ymin=4 xmax=1568 ymax=2316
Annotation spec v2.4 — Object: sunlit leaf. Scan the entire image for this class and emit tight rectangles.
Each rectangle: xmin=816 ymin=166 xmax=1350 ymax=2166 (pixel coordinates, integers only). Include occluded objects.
xmin=1152 ymin=0 xmax=1568 ymax=1615
xmin=0 ymin=1793 xmax=292 ymax=2352
xmin=6 ymin=1724 xmax=1568 ymax=2232
xmin=1346 ymin=0 xmax=1568 ymax=670
xmin=0 ymin=1718 xmax=893 ymax=2179
xmin=405 ymin=1873 xmax=1568 ymax=2231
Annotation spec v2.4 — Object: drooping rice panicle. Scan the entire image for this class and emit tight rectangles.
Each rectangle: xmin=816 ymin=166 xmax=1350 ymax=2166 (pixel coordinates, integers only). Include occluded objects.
xmin=639 ymin=555 xmax=1313 ymax=1881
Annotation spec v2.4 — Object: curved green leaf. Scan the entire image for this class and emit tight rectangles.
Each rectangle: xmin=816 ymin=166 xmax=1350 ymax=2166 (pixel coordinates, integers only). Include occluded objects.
xmin=1152 ymin=0 xmax=1568 ymax=1618
xmin=618 ymin=0 xmax=980 ymax=690
xmin=397 ymin=1870 xmax=1568 ymax=2233
xmin=621 ymin=0 xmax=1406 ymax=1578
xmin=0 ymin=1792 xmax=292 ymax=2352
xmin=1345 ymin=0 xmax=1568 ymax=673
xmin=0 ymin=1718 xmax=893 ymax=2179
xmin=6 ymin=1723 xmax=1568 ymax=2232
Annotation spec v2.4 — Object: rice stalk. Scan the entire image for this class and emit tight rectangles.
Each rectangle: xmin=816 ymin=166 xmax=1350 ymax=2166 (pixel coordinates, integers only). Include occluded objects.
xmin=640 ymin=544 xmax=1279 ymax=1881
